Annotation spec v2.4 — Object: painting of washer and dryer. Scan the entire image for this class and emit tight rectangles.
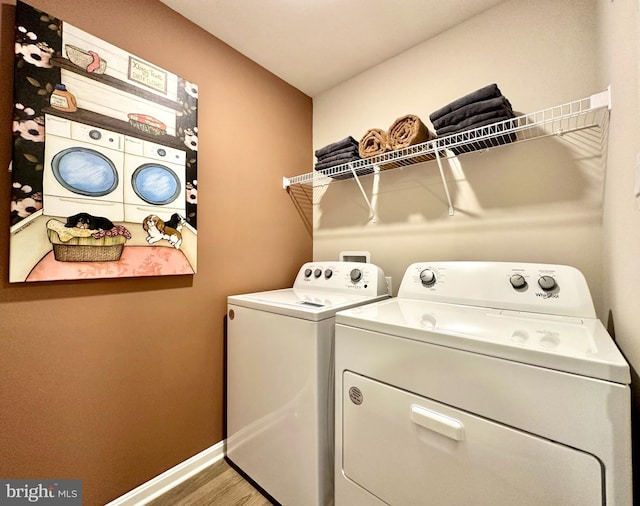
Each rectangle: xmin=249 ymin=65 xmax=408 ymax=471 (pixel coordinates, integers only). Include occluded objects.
xmin=10 ymin=0 xmax=198 ymax=282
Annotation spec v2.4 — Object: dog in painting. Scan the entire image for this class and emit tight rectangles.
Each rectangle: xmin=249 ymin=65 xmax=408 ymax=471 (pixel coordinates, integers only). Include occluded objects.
xmin=65 ymin=212 xmax=114 ymax=230
xmin=142 ymin=213 xmax=185 ymax=249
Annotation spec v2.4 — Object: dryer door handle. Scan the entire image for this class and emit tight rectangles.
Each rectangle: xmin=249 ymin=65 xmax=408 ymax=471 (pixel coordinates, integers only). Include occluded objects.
xmin=410 ymin=404 xmax=465 ymax=441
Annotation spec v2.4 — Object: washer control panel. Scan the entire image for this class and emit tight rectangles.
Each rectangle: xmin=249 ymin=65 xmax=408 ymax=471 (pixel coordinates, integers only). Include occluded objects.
xmin=69 ymin=118 xmax=123 ymax=149
xmin=295 ymin=261 xmax=387 ymax=295
xmin=399 ymin=261 xmax=596 ymax=318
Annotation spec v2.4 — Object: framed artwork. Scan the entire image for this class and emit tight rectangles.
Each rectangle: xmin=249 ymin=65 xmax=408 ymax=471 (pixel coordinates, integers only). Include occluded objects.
xmin=10 ymin=0 xmax=198 ymax=282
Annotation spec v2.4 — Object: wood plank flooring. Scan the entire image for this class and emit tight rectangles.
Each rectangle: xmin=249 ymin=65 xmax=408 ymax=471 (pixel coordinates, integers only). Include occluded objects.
xmin=146 ymin=459 xmax=275 ymax=506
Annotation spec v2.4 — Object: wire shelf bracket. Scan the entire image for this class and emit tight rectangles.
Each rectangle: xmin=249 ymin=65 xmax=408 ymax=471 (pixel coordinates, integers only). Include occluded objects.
xmin=348 ymin=163 xmax=378 ymax=222
xmin=434 ymin=149 xmax=454 ymax=216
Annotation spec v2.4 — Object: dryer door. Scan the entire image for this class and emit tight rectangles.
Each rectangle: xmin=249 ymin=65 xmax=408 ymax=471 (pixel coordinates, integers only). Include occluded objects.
xmin=341 ymin=371 xmax=603 ymax=506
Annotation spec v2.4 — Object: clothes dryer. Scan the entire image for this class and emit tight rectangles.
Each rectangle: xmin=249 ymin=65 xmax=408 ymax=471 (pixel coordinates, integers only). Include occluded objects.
xmin=227 ymin=261 xmax=389 ymax=506
xmin=334 ymin=261 xmax=631 ymax=506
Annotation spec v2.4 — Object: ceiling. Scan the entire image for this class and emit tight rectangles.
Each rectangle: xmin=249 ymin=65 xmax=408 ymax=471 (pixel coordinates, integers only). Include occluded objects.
xmin=158 ymin=0 xmax=507 ymax=97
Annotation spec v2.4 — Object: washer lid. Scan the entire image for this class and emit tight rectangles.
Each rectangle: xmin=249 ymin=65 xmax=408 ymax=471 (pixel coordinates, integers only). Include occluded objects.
xmin=336 ymin=298 xmax=630 ymax=384
xmin=229 ymin=288 xmax=388 ymax=321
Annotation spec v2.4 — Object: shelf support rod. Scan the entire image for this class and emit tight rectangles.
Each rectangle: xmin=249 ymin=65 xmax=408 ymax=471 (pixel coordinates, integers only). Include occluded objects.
xmin=433 ymin=147 xmax=454 ymax=216
xmin=349 ymin=163 xmax=377 ymax=223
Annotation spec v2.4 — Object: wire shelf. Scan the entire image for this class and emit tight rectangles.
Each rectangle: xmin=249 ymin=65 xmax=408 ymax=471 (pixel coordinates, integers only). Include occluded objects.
xmin=283 ymin=88 xmax=611 ymax=189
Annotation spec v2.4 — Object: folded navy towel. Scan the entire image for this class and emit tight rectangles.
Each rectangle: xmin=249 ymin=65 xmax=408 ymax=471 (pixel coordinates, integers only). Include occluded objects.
xmin=314 ymin=153 xmax=373 ymax=180
xmin=435 ymin=110 xmax=516 ymax=136
xmin=316 ymin=153 xmax=360 ymax=168
xmin=436 ymin=114 xmax=515 ymax=137
xmin=316 ymin=145 xmax=360 ymax=162
xmin=314 ymin=136 xmax=358 ymax=158
xmin=314 ymin=153 xmax=361 ymax=171
xmin=429 ymin=84 xmax=504 ymax=123
xmin=431 ymin=96 xmax=513 ymax=130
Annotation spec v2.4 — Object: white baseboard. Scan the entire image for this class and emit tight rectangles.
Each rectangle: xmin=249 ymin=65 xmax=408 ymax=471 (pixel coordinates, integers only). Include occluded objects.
xmin=105 ymin=440 xmax=225 ymax=506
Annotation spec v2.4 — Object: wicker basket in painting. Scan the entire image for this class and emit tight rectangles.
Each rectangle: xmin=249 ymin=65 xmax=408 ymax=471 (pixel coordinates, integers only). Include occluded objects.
xmin=47 ymin=228 xmax=126 ymax=262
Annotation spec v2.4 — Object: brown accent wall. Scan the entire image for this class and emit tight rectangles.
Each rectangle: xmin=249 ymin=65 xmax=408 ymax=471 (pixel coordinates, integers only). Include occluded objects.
xmin=0 ymin=0 xmax=312 ymax=504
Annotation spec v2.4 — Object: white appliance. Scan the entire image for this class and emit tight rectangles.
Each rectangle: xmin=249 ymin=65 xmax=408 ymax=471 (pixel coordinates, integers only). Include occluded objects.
xmin=43 ymin=115 xmax=125 ymax=220
xmin=226 ymin=261 xmax=390 ymax=506
xmin=334 ymin=261 xmax=631 ymax=506
xmin=123 ymin=136 xmax=186 ymax=223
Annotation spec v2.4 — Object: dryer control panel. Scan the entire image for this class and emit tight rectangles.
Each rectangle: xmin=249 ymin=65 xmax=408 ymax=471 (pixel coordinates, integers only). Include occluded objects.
xmin=398 ymin=261 xmax=596 ymax=318
xmin=295 ymin=261 xmax=388 ymax=296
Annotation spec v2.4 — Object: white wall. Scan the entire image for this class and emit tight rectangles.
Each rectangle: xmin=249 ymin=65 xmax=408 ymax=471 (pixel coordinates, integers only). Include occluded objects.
xmin=601 ymin=0 xmax=640 ymax=352
xmin=599 ymin=0 xmax=640 ymax=481
xmin=310 ymin=0 xmax=607 ymax=315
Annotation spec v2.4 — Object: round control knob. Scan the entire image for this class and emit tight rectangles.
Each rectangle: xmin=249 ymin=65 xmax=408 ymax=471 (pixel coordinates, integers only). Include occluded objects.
xmin=324 ymin=269 xmax=333 ymax=279
xmin=538 ymin=275 xmax=557 ymax=291
xmin=419 ymin=269 xmax=436 ymax=287
xmin=89 ymin=129 xmax=101 ymax=140
xmin=510 ymin=274 xmax=527 ymax=290
xmin=350 ymin=268 xmax=363 ymax=283
xmin=540 ymin=332 xmax=560 ymax=349
xmin=314 ymin=268 xmax=322 ymax=278
xmin=511 ymin=330 xmax=529 ymax=344
xmin=157 ymin=148 xmax=167 ymax=157
xmin=304 ymin=268 xmax=312 ymax=278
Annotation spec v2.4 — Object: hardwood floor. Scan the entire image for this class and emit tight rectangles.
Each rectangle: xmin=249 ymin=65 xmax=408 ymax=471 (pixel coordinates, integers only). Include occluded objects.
xmin=147 ymin=459 xmax=275 ymax=506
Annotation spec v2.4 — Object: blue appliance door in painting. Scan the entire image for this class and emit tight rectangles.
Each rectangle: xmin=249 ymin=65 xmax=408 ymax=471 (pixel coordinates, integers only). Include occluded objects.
xmin=132 ymin=164 xmax=182 ymax=205
xmin=43 ymin=115 xmax=125 ymax=220
xmin=52 ymin=147 xmax=119 ymax=196
xmin=123 ymin=136 xmax=186 ymax=223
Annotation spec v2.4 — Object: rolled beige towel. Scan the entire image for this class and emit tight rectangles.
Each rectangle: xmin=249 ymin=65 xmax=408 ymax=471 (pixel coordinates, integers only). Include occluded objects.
xmin=359 ymin=128 xmax=388 ymax=158
xmin=387 ymin=114 xmax=434 ymax=150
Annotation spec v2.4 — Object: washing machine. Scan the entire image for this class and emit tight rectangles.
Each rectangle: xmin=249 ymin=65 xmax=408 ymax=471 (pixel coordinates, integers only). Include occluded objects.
xmin=43 ymin=115 xmax=125 ymax=220
xmin=226 ymin=261 xmax=390 ymax=506
xmin=334 ymin=261 xmax=631 ymax=506
xmin=123 ymin=135 xmax=186 ymax=223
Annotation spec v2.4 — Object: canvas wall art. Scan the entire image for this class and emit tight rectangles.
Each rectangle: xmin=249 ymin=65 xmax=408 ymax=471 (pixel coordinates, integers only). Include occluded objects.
xmin=10 ymin=0 xmax=198 ymax=282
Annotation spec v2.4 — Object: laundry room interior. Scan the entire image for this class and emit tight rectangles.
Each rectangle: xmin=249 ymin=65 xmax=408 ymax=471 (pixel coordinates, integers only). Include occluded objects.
xmin=1 ymin=0 xmax=639 ymax=504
